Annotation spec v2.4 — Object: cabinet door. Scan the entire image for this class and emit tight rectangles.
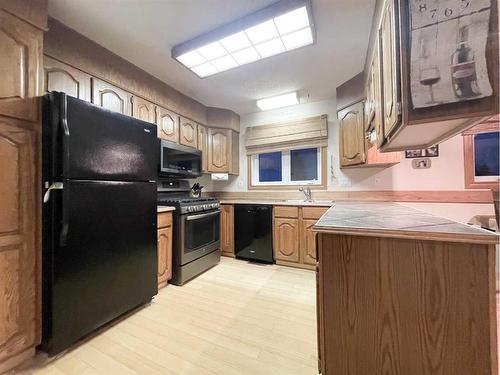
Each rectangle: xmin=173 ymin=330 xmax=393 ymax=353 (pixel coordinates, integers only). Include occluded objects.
xmin=372 ymin=41 xmax=385 ymax=148
xmin=220 ymin=204 xmax=234 ymax=256
xmin=91 ymin=78 xmax=132 ymax=116
xmin=44 ymin=56 xmax=91 ymax=102
xmin=132 ymin=96 xmax=155 ymax=124
xmin=274 ymin=218 xmax=299 ymax=263
xmin=0 ymin=117 xmax=39 ymax=364
xmin=365 ymin=63 xmax=375 ymax=131
xmin=207 ymin=128 xmax=230 ymax=173
xmin=197 ymin=124 xmax=208 ymax=173
xmin=339 ymin=101 xmax=366 ymax=167
xmin=157 ymin=225 xmax=172 ymax=288
xmin=157 ymin=107 xmax=179 ymax=142
xmin=0 ymin=10 xmax=42 ymax=122
xmin=380 ymin=0 xmax=401 ymax=138
xmin=179 ymin=117 xmax=198 ymax=148
xmin=301 ymin=219 xmax=318 ymax=265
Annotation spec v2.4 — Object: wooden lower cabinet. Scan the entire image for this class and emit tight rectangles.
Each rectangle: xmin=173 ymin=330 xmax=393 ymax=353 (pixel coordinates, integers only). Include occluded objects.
xmin=0 ymin=116 xmax=41 ymax=373
xmin=274 ymin=206 xmax=328 ymax=269
xmin=301 ymin=219 xmax=318 ymax=265
xmin=220 ymin=204 xmax=234 ymax=257
xmin=157 ymin=212 xmax=173 ymax=289
xmin=274 ymin=218 xmax=300 ymax=262
xmin=317 ymin=232 xmax=497 ymax=375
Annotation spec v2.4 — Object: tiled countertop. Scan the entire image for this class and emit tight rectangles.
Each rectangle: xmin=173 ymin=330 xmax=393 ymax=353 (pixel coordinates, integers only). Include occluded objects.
xmin=157 ymin=206 xmax=175 ymax=213
xmin=314 ymin=201 xmax=499 ymax=245
xmin=218 ymin=199 xmax=334 ymax=207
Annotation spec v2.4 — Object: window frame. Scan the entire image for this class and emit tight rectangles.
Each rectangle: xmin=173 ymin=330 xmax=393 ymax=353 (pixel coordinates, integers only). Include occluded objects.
xmin=248 ymin=147 xmax=327 ymax=190
xmin=462 ymin=117 xmax=499 ymax=190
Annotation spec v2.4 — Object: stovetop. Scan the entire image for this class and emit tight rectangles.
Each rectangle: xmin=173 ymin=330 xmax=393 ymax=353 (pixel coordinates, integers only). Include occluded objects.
xmin=158 ymin=196 xmax=219 ymax=214
xmin=157 ymin=179 xmax=219 ymax=214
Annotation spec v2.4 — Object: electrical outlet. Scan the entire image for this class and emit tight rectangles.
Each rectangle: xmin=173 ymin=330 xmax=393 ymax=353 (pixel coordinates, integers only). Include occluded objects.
xmin=237 ymin=180 xmax=243 ymax=189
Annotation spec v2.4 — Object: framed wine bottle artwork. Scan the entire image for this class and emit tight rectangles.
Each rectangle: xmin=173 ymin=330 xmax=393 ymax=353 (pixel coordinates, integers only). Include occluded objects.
xmin=409 ymin=0 xmax=494 ymax=108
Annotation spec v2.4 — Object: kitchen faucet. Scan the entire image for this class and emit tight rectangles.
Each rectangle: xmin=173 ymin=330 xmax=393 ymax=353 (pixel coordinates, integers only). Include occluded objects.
xmin=299 ymin=186 xmax=312 ymax=201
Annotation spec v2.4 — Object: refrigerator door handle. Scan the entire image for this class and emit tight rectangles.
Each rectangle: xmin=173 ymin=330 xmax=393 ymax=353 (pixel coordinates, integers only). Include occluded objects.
xmin=43 ymin=181 xmax=64 ymax=203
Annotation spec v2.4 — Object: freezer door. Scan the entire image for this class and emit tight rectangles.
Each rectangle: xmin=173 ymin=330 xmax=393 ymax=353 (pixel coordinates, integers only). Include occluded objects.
xmin=44 ymin=92 xmax=158 ymax=181
xmin=41 ymin=179 xmax=157 ymax=355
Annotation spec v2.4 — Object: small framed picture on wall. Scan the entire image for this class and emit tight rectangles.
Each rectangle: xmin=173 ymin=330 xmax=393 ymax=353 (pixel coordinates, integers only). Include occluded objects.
xmin=405 ymin=145 xmax=439 ymax=158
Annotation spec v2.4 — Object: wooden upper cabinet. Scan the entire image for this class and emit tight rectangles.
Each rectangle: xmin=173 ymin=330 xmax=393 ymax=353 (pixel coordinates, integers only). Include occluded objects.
xmin=379 ymin=0 xmax=400 ymax=139
xmin=197 ymin=124 xmax=208 ymax=173
xmin=0 ymin=10 xmax=42 ymax=122
xmin=274 ymin=218 xmax=300 ymax=263
xmin=0 ymin=117 xmax=40 ymax=365
xmin=157 ymin=107 xmax=179 ymax=143
xmin=131 ymin=96 xmax=155 ymax=124
xmin=91 ymin=78 xmax=132 ymax=116
xmin=207 ymin=128 xmax=239 ymax=174
xmin=220 ymin=204 xmax=234 ymax=256
xmin=43 ymin=56 xmax=91 ymax=102
xmin=372 ymin=42 xmax=385 ymax=149
xmin=179 ymin=117 xmax=198 ymax=148
xmin=339 ymin=101 xmax=366 ymax=167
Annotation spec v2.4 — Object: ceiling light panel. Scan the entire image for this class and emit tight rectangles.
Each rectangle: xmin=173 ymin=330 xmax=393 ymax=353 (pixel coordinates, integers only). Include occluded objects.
xmin=245 ymin=20 xmax=279 ymax=44
xmin=255 ymin=38 xmax=285 ymax=58
xmin=257 ymin=92 xmax=299 ymax=110
xmin=232 ymin=47 xmax=260 ymax=65
xmin=282 ymin=27 xmax=313 ymax=50
xmin=274 ymin=6 xmax=310 ymax=35
xmin=176 ymin=50 xmax=206 ymax=68
xmin=211 ymin=55 xmax=238 ymax=71
xmin=172 ymin=0 xmax=315 ymax=78
xmin=197 ymin=41 xmax=227 ymax=60
xmin=191 ymin=62 xmax=217 ymax=78
xmin=220 ymin=32 xmax=252 ymax=52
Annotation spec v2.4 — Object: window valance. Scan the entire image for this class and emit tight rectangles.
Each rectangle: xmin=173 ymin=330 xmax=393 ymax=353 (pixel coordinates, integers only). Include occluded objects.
xmin=244 ymin=114 xmax=328 ymax=155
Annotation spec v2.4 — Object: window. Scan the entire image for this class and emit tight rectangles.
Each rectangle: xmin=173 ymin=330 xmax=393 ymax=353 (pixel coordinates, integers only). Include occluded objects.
xmin=463 ymin=118 xmax=499 ymax=190
xmin=250 ymin=147 xmax=324 ymax=188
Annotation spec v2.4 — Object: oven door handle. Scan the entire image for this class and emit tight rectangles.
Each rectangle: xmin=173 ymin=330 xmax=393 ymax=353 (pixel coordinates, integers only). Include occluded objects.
xmin=185 ymin=209 xmax=221 ymax=221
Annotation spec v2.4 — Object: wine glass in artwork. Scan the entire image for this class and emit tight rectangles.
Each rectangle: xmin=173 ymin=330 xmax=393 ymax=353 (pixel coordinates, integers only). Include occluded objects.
xmin=418 ymin=32 xmax=441 ymax=104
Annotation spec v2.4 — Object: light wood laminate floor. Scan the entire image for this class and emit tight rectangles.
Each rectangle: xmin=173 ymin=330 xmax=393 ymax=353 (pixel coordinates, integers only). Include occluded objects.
xmin=15 ymin=257 xmax=318 ymax=375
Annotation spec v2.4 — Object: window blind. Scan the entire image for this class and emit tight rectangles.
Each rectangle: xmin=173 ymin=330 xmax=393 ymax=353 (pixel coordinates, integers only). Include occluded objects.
xmin=244 ymin=114 xmax=328 ymax=155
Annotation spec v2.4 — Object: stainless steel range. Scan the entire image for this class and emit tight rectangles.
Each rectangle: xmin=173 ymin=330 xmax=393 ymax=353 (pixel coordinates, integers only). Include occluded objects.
xmin=158 ymin=179 xmax=220 ymax=285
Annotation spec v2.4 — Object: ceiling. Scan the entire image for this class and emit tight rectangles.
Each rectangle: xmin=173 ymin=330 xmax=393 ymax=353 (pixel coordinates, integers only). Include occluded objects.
xmin=48 ymin=0 xmax=376 ymax=114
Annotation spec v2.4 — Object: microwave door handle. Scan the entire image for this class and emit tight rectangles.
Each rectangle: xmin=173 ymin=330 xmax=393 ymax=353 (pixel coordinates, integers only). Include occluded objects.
xmin=185 ymin=210 xmax=221 ymax=221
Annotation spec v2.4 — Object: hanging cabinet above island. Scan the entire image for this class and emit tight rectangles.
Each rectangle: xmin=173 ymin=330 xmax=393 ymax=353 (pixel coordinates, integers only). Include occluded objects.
xmin=339 ymin=0 xmax=499 ymax=154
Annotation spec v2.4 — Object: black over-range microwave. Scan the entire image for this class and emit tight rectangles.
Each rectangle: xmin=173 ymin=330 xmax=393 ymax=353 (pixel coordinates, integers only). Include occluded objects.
xmin=158 ymin=139 xmax=202 ymax=178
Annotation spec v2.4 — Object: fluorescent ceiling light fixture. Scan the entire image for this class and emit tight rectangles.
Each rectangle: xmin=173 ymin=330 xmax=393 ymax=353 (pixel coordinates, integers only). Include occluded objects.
xmin=176 ymin=50 xmax=205 ymax=68
xmin=255 ymin=38 xmax=285 ymax=58
xmin=245 ymin=20 xmax=279 ymax=44
xmin=211 ymin=55 xmax=238 ymax=71
xmin=274 ymin=6 xmax=310 ymax=34
xmin=191 ymin=62 xmax=217 ymax=78
xmin=232 ymin=47 xmax=260 ymax=65
xmin=282 ymin=27 xmax=313 ymax=50
xmin=172 ymin=0 xmax=315 ymax=78
xmin=198 ymin=41 xmax=227 ymax=60
xmin=256 ymin=92 xmax=299 ymax=110
xmin=220 ymin=32 xmax=252 ymax=52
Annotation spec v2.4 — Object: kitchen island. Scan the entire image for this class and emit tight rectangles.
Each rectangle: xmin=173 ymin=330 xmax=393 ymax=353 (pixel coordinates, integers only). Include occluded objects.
xmin=314 ymin=202 xmax=499 ymax=375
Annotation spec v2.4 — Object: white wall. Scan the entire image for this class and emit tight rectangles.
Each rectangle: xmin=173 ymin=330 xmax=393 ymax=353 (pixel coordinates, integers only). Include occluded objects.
xmin=196 ymin=98 xmax=495 ymax=223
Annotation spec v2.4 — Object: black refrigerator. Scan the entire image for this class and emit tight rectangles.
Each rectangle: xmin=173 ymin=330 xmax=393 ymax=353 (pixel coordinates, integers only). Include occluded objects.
xmin=41 ymin=92 xmax=158 ymax=355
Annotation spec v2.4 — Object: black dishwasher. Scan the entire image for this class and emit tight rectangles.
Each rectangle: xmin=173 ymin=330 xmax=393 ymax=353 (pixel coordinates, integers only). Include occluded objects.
xmin=234 ymin=204 xmax=273 ymax=263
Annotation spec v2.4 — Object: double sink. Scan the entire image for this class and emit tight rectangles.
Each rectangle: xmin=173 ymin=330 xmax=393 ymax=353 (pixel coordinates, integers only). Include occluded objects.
xmin=276 ymin=199 xmax=335 ymax=204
